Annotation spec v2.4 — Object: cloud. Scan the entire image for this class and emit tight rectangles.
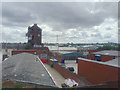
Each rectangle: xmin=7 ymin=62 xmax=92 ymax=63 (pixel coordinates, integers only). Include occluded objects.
xmin=104 ymin=34 xmax=111 ymax=38
xmin=2 ymin=2 xmax=118 ymax=43
xmin=2 ymin=2 xmax=117 ymax=28
xmin=2 ymin=27 xmax=27 ymax=42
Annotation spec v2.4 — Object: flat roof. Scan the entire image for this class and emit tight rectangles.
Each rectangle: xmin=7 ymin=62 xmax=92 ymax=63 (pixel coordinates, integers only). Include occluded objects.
xmin=92 ymin=50 xmax=119 ymax=56
xmin=2 ymin=53 xmax=56 ymax=87
xmin=48 ymin=46 xmax=77 ymax=51
xmin=53 ymin=51 xmax=72 ymax=54
xmin=63 ymin=52 xmax=83 ymax=56
xmin=78 ymin=57 xmax=120 ymax=68
xmin=53 ymin=51 xmax=84 ymax=56
xmin=105 ymin=58 xmax=119 ymax=67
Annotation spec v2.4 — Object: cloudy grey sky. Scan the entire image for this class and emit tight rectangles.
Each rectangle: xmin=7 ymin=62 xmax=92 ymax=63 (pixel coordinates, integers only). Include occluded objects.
xmin=2 ymin=2 xmax=118 ymax=43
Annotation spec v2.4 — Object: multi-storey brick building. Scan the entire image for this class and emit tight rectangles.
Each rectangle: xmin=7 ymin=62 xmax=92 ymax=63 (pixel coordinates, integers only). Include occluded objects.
xmin=26 ymin=24 xmax=42 ymax=48
xmin=22 ymin=24 xmax=49 ymax=63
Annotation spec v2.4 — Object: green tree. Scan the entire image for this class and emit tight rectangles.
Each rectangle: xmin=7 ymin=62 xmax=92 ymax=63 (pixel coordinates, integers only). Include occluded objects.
xmin=97 ymin=45 xmax=117 ymax=50
xmin=117 ymin=44 xmax=120 ymax=50
xmin=24 ymin=43 xmax=32 ymax=49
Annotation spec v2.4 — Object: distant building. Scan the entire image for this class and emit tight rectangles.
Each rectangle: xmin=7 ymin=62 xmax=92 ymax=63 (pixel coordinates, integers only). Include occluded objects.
xmin=26 ymin=24 xmax=42 ymax=48
xmin=11 ymin=48 xmax=49 ymax=63
xmin=2 ymin=43 xmax=26 ymax=49
xmin=88 ymin=50 xmax=119 ymax=62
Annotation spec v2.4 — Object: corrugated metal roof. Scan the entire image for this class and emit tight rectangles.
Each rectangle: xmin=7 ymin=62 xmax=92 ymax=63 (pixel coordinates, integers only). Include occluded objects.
xmin=2 ymin=53 xmax=56 ymax=87
xmin=92 ymin=50 xmax=119 ymax=56
xmin=63 ymin=52 xmax=83 ymax=56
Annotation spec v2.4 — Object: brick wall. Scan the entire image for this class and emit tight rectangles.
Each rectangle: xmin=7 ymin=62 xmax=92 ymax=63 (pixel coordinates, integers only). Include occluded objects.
xmin=88 ymin=50 xmax=102 ymax=60
xmin=12 ymin=49 xmax=49 ymax=63
xmin=78 ymin=59 xmax=119 ymax=86
xmin=88 ymin=54 xmax=114 ymax=62
xmin=88 ymin=50 xmax=114 ymax=62
xmin=101 ymin=55 xmax=114 ymax=62
xmin=88 ymin=54 xmax=95 ymax=60
xmin=54 ymin=63 xmax=81 ymax=84
xmin=89 ymin=50 xmax=102 ymax=54
xmin=47 ymin=60 xmax=89 ymax=85
xmin=12 ymin=50 xmax=37 ymax=55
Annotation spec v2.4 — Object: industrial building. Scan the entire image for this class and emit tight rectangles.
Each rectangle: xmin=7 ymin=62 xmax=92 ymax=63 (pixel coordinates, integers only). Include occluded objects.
xmin=2 ymin=53 xmax=56 ymax=88
xmin=11 ymin=48 xmax=49 ymax=63
xmin=47 ymin=45 xmax=87 ymax=61
xmin=76 ymin=50 xmax=120 ymax=88
xmin=89 ymin=50 xmax=119 ymax=62
xmin=78 ymin=57 xmax=119 ymax=88
xmin=47 ymin=46 xmax=77 ymax=51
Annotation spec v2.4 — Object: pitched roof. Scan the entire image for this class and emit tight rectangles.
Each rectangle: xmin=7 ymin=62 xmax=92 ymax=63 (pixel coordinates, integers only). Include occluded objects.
xmin=2 ymin=53 xmax=56 ymax=87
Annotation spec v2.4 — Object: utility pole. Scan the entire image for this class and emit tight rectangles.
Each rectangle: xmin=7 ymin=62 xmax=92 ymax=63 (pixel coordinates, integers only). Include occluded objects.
xmin=56 ymin=35 xmax=59 ymax=53
xmin=5 ymin=40 xmax=8 ymax=53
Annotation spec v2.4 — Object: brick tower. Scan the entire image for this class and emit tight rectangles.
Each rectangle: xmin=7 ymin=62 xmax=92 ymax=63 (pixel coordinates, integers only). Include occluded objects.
xmin=26 ymin=24 xmax=42 ymax=48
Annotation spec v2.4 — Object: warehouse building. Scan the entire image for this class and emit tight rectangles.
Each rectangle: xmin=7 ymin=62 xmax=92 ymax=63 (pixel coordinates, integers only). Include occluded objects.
xmin=2 ymin=53 xmax=56 ymax=88
xmin=78 ymin=57 xmax=120 ymax=88
xmin=88 ymin=50 xmax=119 ymax=62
